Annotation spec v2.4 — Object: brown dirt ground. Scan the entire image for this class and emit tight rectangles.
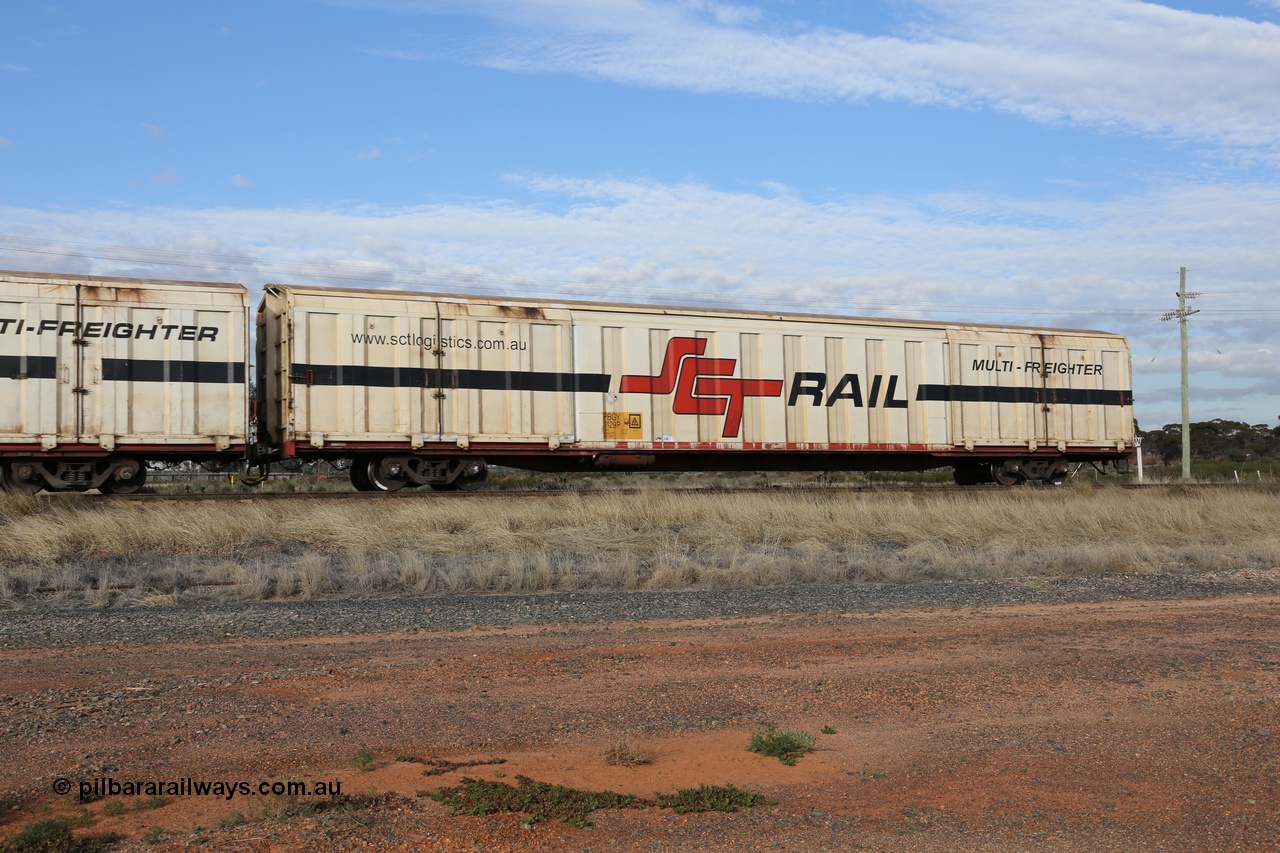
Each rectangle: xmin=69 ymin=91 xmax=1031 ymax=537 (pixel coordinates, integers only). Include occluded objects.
xmin=2 ymin=594 xmax=1278 ymax=851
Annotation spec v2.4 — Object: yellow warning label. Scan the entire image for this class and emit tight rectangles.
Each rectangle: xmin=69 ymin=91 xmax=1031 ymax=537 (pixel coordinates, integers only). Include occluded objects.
xmin=603 ymin=412 xmax=643 ymax=440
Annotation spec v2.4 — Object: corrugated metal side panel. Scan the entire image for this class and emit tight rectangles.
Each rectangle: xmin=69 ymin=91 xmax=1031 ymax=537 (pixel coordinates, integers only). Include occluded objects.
xmin=1 ymin=275 xmax=249 ymax=449
xmin=948 ymin=330 xmax=1040 ymax=446
xmin=946 ymin=329 xmax=1133 ymax=449
xmin=289 ymin=291 xmax=437 ymax=442
xmin=572 ymin=310 xmax=951 ymax=448
xmin=91 ymin=290 xmax=249 ymax=446
xmin=1042 ymin=334 xmax=1133 ymax=446
xmin=275 ymin=288 xmax=577 ymax=446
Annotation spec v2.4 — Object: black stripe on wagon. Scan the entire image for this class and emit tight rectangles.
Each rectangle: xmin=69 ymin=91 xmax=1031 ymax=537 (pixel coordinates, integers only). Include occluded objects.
xmin=0 ymin=355 xmax=58 ymax=380
xmin=101 ymin=359 xmax=247 ymax=384
xmin=291 ymin=363 xmax=611 ymax=394
xmin=916 ymin=384 xmax=1134 ymax=406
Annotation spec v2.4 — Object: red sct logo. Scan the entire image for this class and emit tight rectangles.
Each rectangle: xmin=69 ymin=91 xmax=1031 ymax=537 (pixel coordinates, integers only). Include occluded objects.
xmin=618 ymin=337 xmax=784 ymax=438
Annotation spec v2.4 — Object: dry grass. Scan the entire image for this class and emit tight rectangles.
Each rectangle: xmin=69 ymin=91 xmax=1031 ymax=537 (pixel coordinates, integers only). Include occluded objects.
xmin=1 ymin=485 xmax=1277 ymax=607
xmin=601 ymin=736 xmax=656 ymax=768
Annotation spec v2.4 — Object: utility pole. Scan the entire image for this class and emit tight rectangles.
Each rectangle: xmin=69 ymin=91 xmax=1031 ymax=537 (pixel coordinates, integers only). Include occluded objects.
xmin=1161 ymin=267 xmax=1200 ymax=480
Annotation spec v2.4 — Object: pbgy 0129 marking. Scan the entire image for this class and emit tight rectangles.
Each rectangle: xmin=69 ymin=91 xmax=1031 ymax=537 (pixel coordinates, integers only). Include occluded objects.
xmin=0 ymin=319 xmax=220 ymax=341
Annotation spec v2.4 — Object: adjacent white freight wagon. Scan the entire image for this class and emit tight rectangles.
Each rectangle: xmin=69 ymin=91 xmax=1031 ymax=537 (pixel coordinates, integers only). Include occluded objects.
xmin=0 ymin=271 xmax=250 ymax=493
xmin=258 ymin=284 xmax=1134 ymax=490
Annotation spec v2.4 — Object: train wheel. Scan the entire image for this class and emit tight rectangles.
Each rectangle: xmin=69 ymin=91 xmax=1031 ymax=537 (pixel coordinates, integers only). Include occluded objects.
xmin=99 ymin=464 xmax=148 ymax=495
xmin=366 ymin=457 xmax=408 ymax=492
xmin=990 ymin=463 xmax=1023 ymax=487
xmin=349 ymin=458 xmax=375 ymax=492
xmin=0 ymin=461 xmax=44 ymax=495
xmin=952 ymin=463 xmax=988 ymax=487
xmin=453 ymin=459 xmax=487 ymax=491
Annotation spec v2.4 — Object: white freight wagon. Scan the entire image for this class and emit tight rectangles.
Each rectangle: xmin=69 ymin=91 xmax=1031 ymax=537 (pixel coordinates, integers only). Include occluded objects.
xmin=258 ymin=284 xmax=1133 ymax=490
xmin=0 ymin=271 xmax=250 ymax=493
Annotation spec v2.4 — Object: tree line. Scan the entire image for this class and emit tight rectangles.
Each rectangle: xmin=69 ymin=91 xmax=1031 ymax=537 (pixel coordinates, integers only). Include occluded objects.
xmin=1138 ymin=419 xmax=1280 ymax=465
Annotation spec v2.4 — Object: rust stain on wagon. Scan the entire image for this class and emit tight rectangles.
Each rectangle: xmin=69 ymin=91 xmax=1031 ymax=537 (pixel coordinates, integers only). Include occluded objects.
xmin=497 ymin=305 xmax=546 ymax=320
xmin=82 ymin=285 xmax=151 ymax=303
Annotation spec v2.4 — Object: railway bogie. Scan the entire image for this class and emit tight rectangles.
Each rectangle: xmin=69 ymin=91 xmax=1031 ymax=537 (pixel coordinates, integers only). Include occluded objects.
xmin=0 ymin=455 xmax=150 ymax=494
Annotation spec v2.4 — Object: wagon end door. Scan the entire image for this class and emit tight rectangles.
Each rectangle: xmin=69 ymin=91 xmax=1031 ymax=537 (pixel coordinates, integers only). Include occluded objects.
xmin=1037 ymin=334 xmax=1134 ymax=450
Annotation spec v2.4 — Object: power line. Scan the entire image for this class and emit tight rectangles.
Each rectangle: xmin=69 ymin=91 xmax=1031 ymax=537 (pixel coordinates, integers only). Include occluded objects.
xmin=2 ymin=236 xmax=1278 ymax=319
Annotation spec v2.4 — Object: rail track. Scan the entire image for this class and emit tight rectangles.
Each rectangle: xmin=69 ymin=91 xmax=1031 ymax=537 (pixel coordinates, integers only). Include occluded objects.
xmin=83 ymin=480 xmax=1266 ymax=501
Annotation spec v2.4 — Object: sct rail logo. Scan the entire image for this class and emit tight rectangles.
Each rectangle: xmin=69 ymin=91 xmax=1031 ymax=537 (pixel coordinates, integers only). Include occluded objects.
xmin=619 ymin=337 xmax=784 ymax=438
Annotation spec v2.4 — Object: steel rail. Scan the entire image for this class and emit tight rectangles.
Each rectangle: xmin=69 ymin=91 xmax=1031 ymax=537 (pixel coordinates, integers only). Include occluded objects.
xmin=83 ymin=481 xmax=1266 ymax=501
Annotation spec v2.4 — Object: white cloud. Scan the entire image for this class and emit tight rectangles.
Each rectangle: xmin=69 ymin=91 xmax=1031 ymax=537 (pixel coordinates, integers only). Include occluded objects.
xmin=149 ymin=169 xmax=178 ymax=184
xmin=1 ymin=174 xmax=1276 ymax=425
xmin=0 ymin=137 xmax=11 ymax=147
xmin=357 ymin=147 xmax=383 ymax=159
xmin=232 ymin=174 xmax=253 ymax=187
xmin=365 ymin=48 xmax=424 ymax=60
xmin=347 ymin=0 xmax=1280 ymax=153
xmin=1147 ymin=349 xmax=1280 ymax=380
xmin=677 ymin=0 xmax=761 ymax=27
xmin=142 ymin=123 xmax=165 ymax=138
xmin=1 ymin=63 xmax=31 ymax=73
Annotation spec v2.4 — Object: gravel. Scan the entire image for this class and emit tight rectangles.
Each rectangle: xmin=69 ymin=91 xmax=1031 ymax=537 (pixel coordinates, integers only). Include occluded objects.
xmin=3 ymin=569 xmax=1277 ymax=649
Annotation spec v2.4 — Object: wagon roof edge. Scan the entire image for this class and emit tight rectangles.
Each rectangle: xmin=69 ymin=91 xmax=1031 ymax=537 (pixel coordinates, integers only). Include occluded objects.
xmin=264 ymin=281 xmax=1129 ymax=340
xmin=0 ymin=268 xmax=247 ymax=292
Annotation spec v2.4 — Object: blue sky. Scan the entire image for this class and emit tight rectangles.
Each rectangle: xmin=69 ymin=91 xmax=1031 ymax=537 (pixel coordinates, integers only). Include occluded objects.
xmin=2 ymin=0 xmax=1278 ymax=430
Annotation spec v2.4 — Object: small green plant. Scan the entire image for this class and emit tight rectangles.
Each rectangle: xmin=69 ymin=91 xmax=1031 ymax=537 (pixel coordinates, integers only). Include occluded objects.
xmin=261 ymin=793 xmax=318 ymax=823
xmin=261 ymin=792 xmax=370 ymax=824
xmin=137 ymin=795 xmax=167 ymax=810
xmin=215 ymin=812 xmax=246 ymax=830
xmin=350 ymin=749 xmax=375 ymax=771
xmin=101 ymin=800 xmax=126 ymax=818
xmin=0 ymin=818 xmax=117 ymax=853
xmin=426 ymin=777 xmax=776 ymax=828
xmin=141 ymin=826 xmax=164 ymax=843
xmin=652 ymin=784 xmax=776 ymax=814
xmin=318 ymin=798 xmax=372 ymax=829
xmin=747 ymin=722 xmax=816 ymax=766
xmin=821 ymin=726 xmax=837 ymax=735
xmin=427 ymin=776 xmax=642 ymax=828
